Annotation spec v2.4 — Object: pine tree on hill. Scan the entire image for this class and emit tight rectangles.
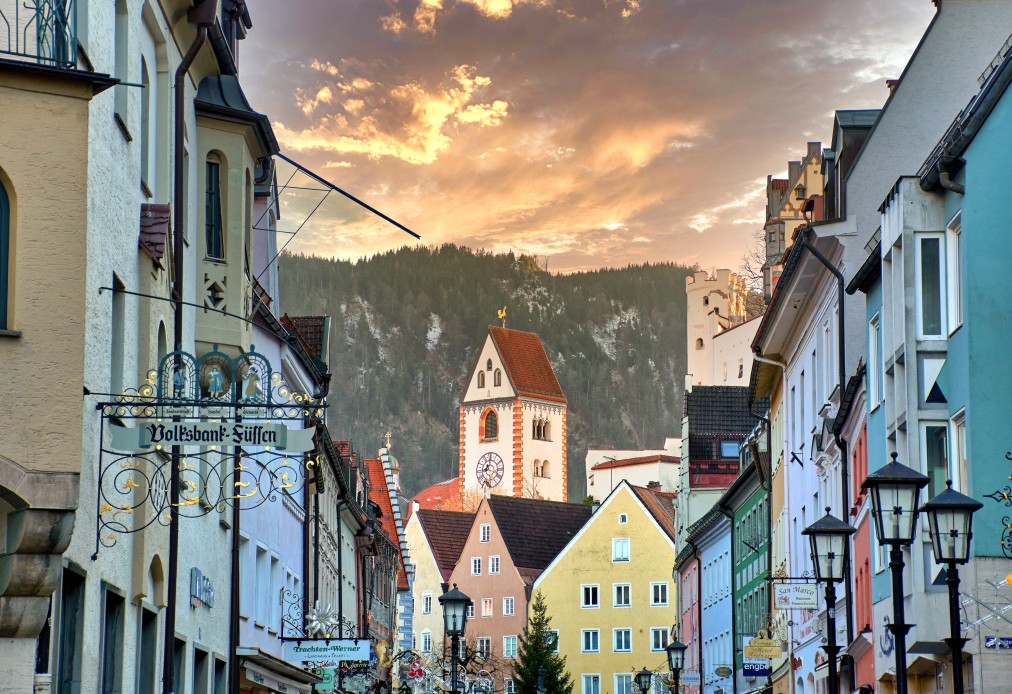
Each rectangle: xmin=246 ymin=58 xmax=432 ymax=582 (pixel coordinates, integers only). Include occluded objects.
xmin=514 ymin=592 xmax=573 ymax=694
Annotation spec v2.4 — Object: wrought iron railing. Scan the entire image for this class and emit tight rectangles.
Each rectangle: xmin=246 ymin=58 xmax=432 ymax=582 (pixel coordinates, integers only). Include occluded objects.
xmin=0 ymin=0 xmax=76 ymax=68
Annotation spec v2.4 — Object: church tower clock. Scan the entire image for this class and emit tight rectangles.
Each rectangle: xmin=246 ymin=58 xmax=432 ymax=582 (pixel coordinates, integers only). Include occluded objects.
xmin=458 ymin=326 xmax=568 ymax=502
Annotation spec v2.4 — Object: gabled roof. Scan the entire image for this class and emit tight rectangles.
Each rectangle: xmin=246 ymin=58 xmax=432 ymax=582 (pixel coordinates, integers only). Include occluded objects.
xmin=487 ymin=326 xmax=566 ymax=403
xmin=367 ymin=458 xmax=408 ymax=588
xmin=412 ymin=477 xmax=463 ymax=511
xmin=287 ymin=316 xmax=327 ymax=360
xmin=591 ymin=454 xmax=679 ymax=470
xmin=630 ymin=485 xmax=677 ymax=542
xmin=487 ymin=495 xmax=591 ymax=574
xmin=417 ymin=509 xmax=475 ymax=581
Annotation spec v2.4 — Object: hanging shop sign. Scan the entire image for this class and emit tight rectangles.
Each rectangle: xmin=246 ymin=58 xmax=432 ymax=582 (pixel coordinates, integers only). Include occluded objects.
xmin=985 ymin=636 xmax=1012 ymax=649
xmin=774 ymin=583 xmax=818 ymax=610
xmin=92 ymin=345 xmax=326 ymax=557
xmin=314 ymin=667 xmax=336 ymax=692
xmin=679 ymin=672 xmax=701 ymax=686
xmin=714 ymin=666 xmax=733 ymax=678
xmin=743 ymin=662 xmax=770 ymax=678
xmin=284 ymin=639 xmax=373 ymax=668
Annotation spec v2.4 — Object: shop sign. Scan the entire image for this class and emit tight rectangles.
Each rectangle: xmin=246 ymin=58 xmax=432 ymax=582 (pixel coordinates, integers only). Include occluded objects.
xmin=744 ymin=635 xmax=782 ymax=659
xmin=189 ymin=567 xmax=214 ymax=609
xmin=679 ymin=672 xmax=701 ymax=686
xmin=774 ymin=584 xmax=818 ymax=610
xmin=110 ymin=420 xmax=316 ymax=453
xmin=314 ymin=667 xmax=336 ymax=692
xmin=743 ymin=662 xmax=770 ymax=678
xmin=714 ymin=665 xmax=733 ymax=678
xmin=985 ymin=636 xmax=1012 ymax=649
xmin=284 ymin=639 xmax=372 ymax=668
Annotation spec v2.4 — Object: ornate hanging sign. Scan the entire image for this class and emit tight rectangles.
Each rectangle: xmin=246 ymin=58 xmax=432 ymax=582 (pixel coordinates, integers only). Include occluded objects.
xmin=92 ymin=345 xmax=326 ymax=557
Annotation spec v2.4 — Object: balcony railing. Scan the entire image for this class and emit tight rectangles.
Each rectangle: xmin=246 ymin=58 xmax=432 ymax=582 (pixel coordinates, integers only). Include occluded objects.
xmin=0 ymin=0 xmax=76 ymax=68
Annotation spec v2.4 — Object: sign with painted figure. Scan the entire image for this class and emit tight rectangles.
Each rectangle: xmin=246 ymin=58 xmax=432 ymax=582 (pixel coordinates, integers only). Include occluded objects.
xmin=774 ymin=583 xmax=818 ymax=609
xmin=284 ymin=639 xmax=373 ymax=668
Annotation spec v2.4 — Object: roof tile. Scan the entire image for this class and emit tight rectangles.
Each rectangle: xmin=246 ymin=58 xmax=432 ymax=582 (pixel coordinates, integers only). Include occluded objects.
xmin=417 ymin=508 xmax=476 ymax=581
xmin=488 ymin=327 xmax=566 ymax=402
xmin=487 ymin=495 xmax=591 ymax=577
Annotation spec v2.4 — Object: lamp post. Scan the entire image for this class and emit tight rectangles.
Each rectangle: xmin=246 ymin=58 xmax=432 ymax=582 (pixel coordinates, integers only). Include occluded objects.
xmin=803 ymin=508 xmax=856 ymax=694
xmin=666 ymin=639 xmax=687 ymax=693
xmin=537 ymin=666 xmax=546 ymax=694
xmin=635 ymin=668 xmax=653 ymax=694
xmin=439 ymin=584 xmax=472 ymax=694
xmin=862 ymin=452 xmax=929 ymax=694
xmin=920 ymin=481 xmax=983 ymax=694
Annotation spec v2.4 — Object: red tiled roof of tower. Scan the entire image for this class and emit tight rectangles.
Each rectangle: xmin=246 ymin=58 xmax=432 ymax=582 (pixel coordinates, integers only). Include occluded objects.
xmin=288 ymin=316 xmax=327 ymax=358
xmin=367 ymin=458 xmax=408 ymax=588
xmin=417 ymin=508 xmax=476 ymax=581
xmin=412 ymin=477 xmax=463 ymax=511
xmin=591 ymin=454 xmax=680 ymax=470
xmin=488 ymin=326 xmax=566 ymax=403
xmin=630 ymin=485 xmax=677 ymax=542
xmin=487 ymin=495 xmax=591 ymax=581
xmin=770 ymin=178 xmax=789 ymax=194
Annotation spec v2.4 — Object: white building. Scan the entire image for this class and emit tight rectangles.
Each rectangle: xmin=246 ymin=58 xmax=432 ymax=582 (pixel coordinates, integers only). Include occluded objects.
xmin=685 ymin=270 xmax=757 ymax=388
xmin=584 ymin=439 xmax=680 ymax=499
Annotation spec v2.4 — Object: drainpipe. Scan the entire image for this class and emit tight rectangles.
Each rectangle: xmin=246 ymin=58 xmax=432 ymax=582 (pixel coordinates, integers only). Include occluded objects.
xmin=937 ymin=164 xmax=965 ymax=195
xmin=166 ymin=5 xmax=214 ymax=694
xmin=793 ymin=226 xmax=856 ymax=689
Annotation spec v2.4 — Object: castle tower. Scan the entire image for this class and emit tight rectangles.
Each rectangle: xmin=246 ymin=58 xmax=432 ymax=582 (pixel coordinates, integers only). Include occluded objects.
xmin=459 ymin=326 xmax=567 ymax=502
xmin=685 ymin=270 xmax=748 ymax=387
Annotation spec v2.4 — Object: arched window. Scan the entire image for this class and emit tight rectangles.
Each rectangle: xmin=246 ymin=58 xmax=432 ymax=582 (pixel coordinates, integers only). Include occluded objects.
xmin=533 ymin=460 xmax=541 ymax=477
xmin=205 ymin=153 xmax=224 ymax=260
xmin=543 ymin=420 xmax=551 ymax=440
xmin=703 ymin=296 xmax=709 ymax=306
xmin=695 ymin=337 xmax=704 ymax=350
xmin=0 ymin=179 xmax=8 ymax=329
xmin=477 ymin=371 xmax=485 ymax=388
xmin=541 ymin=461 xmax=550 ymax=479
xmin=480 ymin=409 xmax=498 ymax=441
xmin=493 ymin=368 xmax=501 ymax=387
xmin=486 ymin=358 xmax=493 ymax=371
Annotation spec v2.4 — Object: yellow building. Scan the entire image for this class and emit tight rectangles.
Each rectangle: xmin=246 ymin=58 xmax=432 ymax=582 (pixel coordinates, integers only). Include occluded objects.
xmin=533 ymin=482 xmax=678 ymax=694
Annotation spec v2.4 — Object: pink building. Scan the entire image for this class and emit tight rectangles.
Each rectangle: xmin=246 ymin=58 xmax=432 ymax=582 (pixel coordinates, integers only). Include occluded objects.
xmin=677 ymin=552 xmax=700 ymax=694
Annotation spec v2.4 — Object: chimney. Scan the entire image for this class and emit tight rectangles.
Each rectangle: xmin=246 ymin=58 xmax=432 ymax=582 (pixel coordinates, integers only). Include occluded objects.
xmin=886 ymin=79 xmax=899 ymax=94
xmin=647 ymin=481 xmax=662 ymax=491
xmin=807 ymin=141 xmax=821 ymax=161
xmin=788 ymin=160 xmax=801 ymax=184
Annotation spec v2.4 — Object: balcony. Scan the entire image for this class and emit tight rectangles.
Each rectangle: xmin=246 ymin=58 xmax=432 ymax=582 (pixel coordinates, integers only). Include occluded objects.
xmin=1 ymin=0 xmax=76 ymax=68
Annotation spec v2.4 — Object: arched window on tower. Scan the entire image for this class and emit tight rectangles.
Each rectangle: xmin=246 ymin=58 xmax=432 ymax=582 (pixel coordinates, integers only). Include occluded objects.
xmin=533 ymin=460 xmax=542 ymax=477
xmin=494 ymin=369 xmax=502 ymax=387
xmin=486 ymin=359 xmax=493 ymax=371
xmin=480 ymin=409 xmax=498 ymax=441
xmin=541 ymin=461 xmax=551 ymax=479
xmin=695 ymin=338 xmax=704 ymax=350
xmin=477 ymin=371 xmax=485 ymax=389
xmin=0 ymin=178 xmax=9 ymax=330
xmin=703 ymin=296 xmax=709 ymax=306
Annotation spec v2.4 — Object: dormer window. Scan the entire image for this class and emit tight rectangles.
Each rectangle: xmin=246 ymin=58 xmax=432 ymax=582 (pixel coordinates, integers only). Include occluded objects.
xmin=494 ymin=369 xmax=502 ymax=387
xmin=477 ymin=371 xmax=485 ymax=389
xmin=795 ymin=184 xmax=806 ymax=200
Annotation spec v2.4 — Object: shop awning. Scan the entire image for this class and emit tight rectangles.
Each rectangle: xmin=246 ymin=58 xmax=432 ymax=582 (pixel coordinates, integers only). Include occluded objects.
xmin=238 ymin=647 xmax=322 ymax=694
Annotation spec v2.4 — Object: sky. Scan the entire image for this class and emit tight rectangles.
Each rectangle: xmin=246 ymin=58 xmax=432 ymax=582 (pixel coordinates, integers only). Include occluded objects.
xmin=242 ymin=0 xmax=934 ymax=274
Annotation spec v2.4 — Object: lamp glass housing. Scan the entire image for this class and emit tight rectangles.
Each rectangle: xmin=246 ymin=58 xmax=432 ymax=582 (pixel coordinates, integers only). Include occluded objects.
xmin=809 ymin=529 xmax=847 ymax=582
xmin=921 ymin=482 xmax=983 ymax=565
xmin=635 ymin=668 xmax=652 ymax=694
xmin=439 ymin=584 xmax=472 ymax=637
xmin=666 ymin=639 xmax=687 ymax=672
xmin=869 ymin=482 xmax=921 ymax=543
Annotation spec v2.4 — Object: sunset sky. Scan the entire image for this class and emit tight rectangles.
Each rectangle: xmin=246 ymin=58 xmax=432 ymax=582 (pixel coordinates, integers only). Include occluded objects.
xmin=243 ymin=0 xmax=934 ymax=273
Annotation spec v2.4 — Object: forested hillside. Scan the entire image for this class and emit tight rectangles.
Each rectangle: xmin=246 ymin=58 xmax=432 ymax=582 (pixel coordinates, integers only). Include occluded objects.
xmin=280 ymin=245 xmax=694 ymax=500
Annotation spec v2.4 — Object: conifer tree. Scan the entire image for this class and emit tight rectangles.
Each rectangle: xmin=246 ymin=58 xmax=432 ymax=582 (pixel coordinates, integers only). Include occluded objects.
xmin=514 ymin=592 xmax=573 ymax=694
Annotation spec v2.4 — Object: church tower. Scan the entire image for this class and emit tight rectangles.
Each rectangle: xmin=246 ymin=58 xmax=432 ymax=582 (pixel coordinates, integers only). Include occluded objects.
xmin=458 ymin=326 xmax=567 ymax=502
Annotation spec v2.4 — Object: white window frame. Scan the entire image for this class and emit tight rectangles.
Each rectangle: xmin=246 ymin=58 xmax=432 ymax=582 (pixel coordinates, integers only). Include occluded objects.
xmin=480 ymin=523 xmax=491 ymax=543
xmin=503 ymin=596 xmax=515 ymax=616
xmin=503 ymin=635 xmax=518 ymax=658
xmin=612 ymin=537 xmax=630 ymax=562
xmin=613 ymin=583 xmax=631 ymax=608
xmin=915 ymin=232 xmax=947 ymax=339
xmin=650 ymin=582 xmax=668 ymax=606
xmin=946 ymin=211 xmax=962 ymax=334
xmin=950 ymin=410 xmax=968 ymax=494
xmin=421 ymin=630 xmax=432 ymax=653
xmin=651 ymin=627 xmax=669 ymax=651
xmin=581 ymin=629 xmax=600 ymax=653
xmin=482 ymin=598 xmax=493 ymax=617
xmin=581 ymin=584 xmax=600 ymax=608
xmin=466 ymin=603 xmax=474 ymax=619
xmin=868 ymin=313 xmax=882 ymax=409
xmin=921 ymin=421 xmax=949 ymax=499
xmin=422 ymin=591 xmax=432 ymax=615
xmin=613 ymin=628 xmax=632 ymax=652
xmin=471 ymin=557 xmax=481 ymax=576
xmin=504 ymin=679 xmax=516 ymax=694
xmin=548 ymin=629 xmax=559 ymax=653
xmin=582 ymin=675 xmax=601 ymax=694
xmin=489 ymin=555 xmax=500 ymax=574
xmin=618 ymin=514 xmax=628 ymax=524
xmin=476 ymin=637 xmax=490 ymax=659
xmin=615 ymin=673 xmax=634 ymax=694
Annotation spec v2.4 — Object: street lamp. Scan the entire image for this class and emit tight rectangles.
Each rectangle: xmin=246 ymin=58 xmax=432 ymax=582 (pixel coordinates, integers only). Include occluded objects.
xmin=439 ymin=584 xmax=472 ymax=694
xmin=803 ymin=508 xmax=856 ymax=694
xmin=537 ymin=666 xmax=546 ymax=694
xmin=921 ymin=481 xmax=983 ymax=694
xmin=862 ymin=452 xmax=929 ymax=694
xmin=635 ymin=668 xmax=653 ymax=694
xmin=666 ymin=639 xmax=688 ymax=693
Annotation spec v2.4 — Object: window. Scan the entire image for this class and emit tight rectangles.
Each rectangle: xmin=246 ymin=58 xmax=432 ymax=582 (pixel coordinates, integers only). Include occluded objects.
xmin=503 ymin=635 xmax=518 ymax=658
xmin=477 ymin=371 xmax=485 ymax=388
xmin=494 ymin=369 xmax=502 ymax=386
xmin=581 ymin=629 xmax=600 ymax=653
xmin=476 ymin=637 xmax=490 ymax=658
xmin=205 ymin=155 xmax=224 ymax=260
xmin=795 ymin=184 xmax=806 ymax=200
xmin=490 ymin=556 xmax=500 ymax=574
xmin=581 ymin=584 xmax=600 ymax=608
xmin=466 ymin=603 xmax=475 ymax=619
xmin=0 ymin=179 xmax=8 ymax=329
xmin=58 ymin=569 xmax=86 ymax=693
xmin=110 ymin=275 xmax=126 ymax=394
xmin=917 ymin=234 xmax=945 ymax=338
xmin=695 ymin=337 xmax=704 ymax=350
xmin=421 ymin=630 xmax=432 ymax=652
xmin=487 ymin=359 xmax=493 ymax=371
xmin=924 ymin=423 xmax=949 ymax=498
xmin=422 ymin=591 xmax=432 ymax=615
xmin=613 ymin=628 xmax=632 ymax=652
xmin=140 ymin=57 xmax=152 ymax=193
xmin=480 ymin=523 xmax=491 ymax=542
xmin=482 ymin=598 xmax=493 ymax=617
xmin=270 ymin=555 xmax=280 ymax=631
xmin=504 ymin=679 xmax=516 ymax=694
xmin=214 ymin=659 xmax=227 ymax=694
xmin=255 ymin=545 xmax=269 ymax=625
xmin=480 ymin=409 xmax=498 ymax=441
xmin=947 ymin=212 xmax=962 ymax=332
xmin=101 ymin=588 xmax=125 ymax=693
xmin=548 ymin=629 xmax=559 ymax=653
xmin=650 ymin=582 xmax=668 ymax=606
xmin=582 ymin=675 xmax=601 ymax=694
xmin=720 ymin=440 xmax=739 ymax=458
xmin=613 ymin=583 xmax=631 ymax=607
xmin=503 ymin=596 xmax=515 ymax=616
xmin=618 ymin=514 xmax=628 ymax=524
xmin=138 ymin=607 xmax=158 ymax=694
xmin=541 ymin=461 xmax=550 ymax=479
xmin=869 ymin=314 xmax=882 ymax=407
xmin=173 ymin=638 xmax=186 ymax=694
xmin=951 ymin=411 xmax=968 ymax=493
xmin=193 ymin=647 xmax=210 ymax=694
xmin=238 ymin=534 xmax=251 ymax=618
xmin=612 ymin=538 xmax=630 ymax=562
xmin=651 ymin=627 xmax=669 ymax=651
xmin=113 ymin=0 xmax=129 ymax=119
xmin=472 ymin=557 xmax=482 ymax=575
xmin=615 ymin=674 xmax=633 ymax=694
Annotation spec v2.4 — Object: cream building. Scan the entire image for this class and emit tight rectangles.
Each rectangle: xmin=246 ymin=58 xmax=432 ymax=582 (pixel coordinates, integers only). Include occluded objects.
xmin=685 ymin=270 xmax=756 ymax=388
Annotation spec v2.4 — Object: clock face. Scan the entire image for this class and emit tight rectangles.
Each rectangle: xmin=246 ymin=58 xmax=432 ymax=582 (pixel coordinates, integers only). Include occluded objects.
xmin=476 ymin=452 xmax=505 ymax=487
